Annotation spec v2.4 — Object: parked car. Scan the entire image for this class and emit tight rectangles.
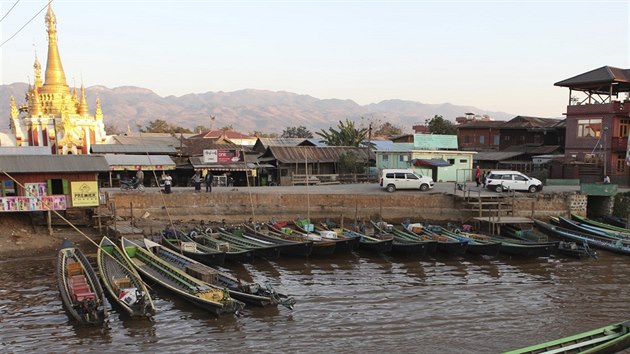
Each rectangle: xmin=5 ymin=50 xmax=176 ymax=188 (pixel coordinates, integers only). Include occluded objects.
xmin=485 ymin=170 xmax=542 ymax=193
xmin=379 ymin=169 xmax=434 ymax=193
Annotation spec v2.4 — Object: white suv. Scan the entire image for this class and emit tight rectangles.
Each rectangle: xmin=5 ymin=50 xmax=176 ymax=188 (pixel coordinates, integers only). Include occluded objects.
xmin=485 ymin=171 xmax=542 ymax=193
xmin=380 ymin=169 xmax=434 ymax=193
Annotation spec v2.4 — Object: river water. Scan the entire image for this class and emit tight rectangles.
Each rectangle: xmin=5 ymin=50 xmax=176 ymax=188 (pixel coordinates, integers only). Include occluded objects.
xmin=2 ymin=249 xmax=630 ymax=353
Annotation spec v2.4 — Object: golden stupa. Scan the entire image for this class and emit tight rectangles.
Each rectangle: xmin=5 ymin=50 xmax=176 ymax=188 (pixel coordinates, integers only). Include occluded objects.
xmin=9 ymin=4 xmax=107 ymax=154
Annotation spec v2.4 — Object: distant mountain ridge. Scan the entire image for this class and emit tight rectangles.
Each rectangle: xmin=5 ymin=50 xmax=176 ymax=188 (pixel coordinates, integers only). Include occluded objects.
xmin=0 ymin=83 xmax=515 ymax=134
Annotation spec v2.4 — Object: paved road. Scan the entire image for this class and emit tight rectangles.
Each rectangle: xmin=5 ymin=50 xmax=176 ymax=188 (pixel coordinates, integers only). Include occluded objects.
xmin=104 ymin=181 xmax=611 ymax=196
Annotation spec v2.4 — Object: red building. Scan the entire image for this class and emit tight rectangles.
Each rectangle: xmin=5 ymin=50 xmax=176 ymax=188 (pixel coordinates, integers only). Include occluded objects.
xmin=555 ymin=66 xmax=630 ymax=184
xmin=457 ymin=121 xmax=505 ymax=151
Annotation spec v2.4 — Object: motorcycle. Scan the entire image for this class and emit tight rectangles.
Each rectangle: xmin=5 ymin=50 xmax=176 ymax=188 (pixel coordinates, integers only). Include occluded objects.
xmin=120 ymin=178 xmax=145 ymax=192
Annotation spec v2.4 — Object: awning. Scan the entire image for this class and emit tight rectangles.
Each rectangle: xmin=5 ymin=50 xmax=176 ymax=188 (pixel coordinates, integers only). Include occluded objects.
xmin=412 ymin=158 xmax=451 ymax=167
xmin=103 ymin=154 xmax=176 ymax=171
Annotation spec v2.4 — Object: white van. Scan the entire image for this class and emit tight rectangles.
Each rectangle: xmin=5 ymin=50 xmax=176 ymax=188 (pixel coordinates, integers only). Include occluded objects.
xmin=485 ymin=170 xmax=542 ymax=193
xmin=380 ymin=169 xmax=434 ymax=193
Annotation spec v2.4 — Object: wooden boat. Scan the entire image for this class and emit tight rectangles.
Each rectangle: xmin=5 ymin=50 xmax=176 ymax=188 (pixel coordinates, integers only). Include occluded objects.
xmin=161 ymin=229 xmax=226 ymax=266
xmin=535 ymin=219 xmax=630 ymax=256
xmin=241 ymin=224 xmax=313 ymax=257
xmin=295 ymin=218 xmax=360 ymax=253
xmin=369 ymin=221 xmax=435 ymax=256
xmin=556 ymin=240 xmax=598 ymax=259
xmin=121 ymin=237 xmax=245 ymax=316
xmin=96 ymin=236 xmax=156 ymax=318
xmin=183 ymin=228 xmax=256 ymax=263
xmin=208 ymin=227 xmax=283 ymax=260
xmin=456 ymin=229 xmax=556 ymax=257
xmin=266 ymin=221 xmax=337 ymax=256
xmin=402 ymin=223 xmax=468 ymax=255
xmin=559 ymin=216 xmax=630 ymax=241
xmin=56 ymin=239 xmax=108 ymax=325
xmin=572 ymin=214 xmax=630 ymax=234
xmin=504 ymin=320 xmax=630 ymax=354
xmin=337 ymin=228 xmax=393 ymax=254
xmin=371 ymin=221 xmax=439 ymax=255
xmin=143 ymin=239 xmax=295 ymax=309
xmin=433 ymin=226 xmax=502 ymax=256
xmin=502 ymin=224 xmax=549 ymax=243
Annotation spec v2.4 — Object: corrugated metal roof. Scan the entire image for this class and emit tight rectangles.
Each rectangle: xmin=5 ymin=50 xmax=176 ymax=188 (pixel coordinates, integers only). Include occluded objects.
xmin=90 ymin=144 xmax=176 ymax=154
xmin=457 ymin=121 xmax=506 ymax=129
xmin=502 ymin=116 xmax=564 ymax=129
xmin=112 ymin=134 xmax=183 ymax=147
xmin=181 ymin=139 xmax=251 ymax=156
xmin=189 ymin=156 xmax=270 ymax=170
xmin=103 ymin=154 xmax=176 ymax=168
xmin=0 ymin=155 xmax=109 ymax=173
xmin=0 ymin=146 xmax=51 ymax=155
xmin=257 ymin=137 xmax=313 ymax=147
xmin=555 ymin=66 xmax=630 ymax=88
xmin=473 ymin=151 xmax=525 ymax=161
xmin=263 ymin=146 xmax=368 ymax=163
xmin=503 ymin=145 xmax=562 ymax=154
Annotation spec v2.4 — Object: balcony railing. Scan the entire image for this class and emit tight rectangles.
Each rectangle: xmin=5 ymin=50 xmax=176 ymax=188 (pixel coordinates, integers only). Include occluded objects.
xmin=566 ymin=101 xmax=630 ymax=115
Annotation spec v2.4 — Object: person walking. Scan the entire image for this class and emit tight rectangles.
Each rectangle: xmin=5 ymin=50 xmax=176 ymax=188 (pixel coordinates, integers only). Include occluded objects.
xmin=192 ymin=171 xmax=201 ymax=192
xmin=481 ymin=170 xmax=488 ymax=188
xmin=205 ymin=170 xmax=214 ymax=192
xmin=475 ymin=166 xmax=481 ymax=187
xmin=136 ymin=167 xmax=144 ymax=187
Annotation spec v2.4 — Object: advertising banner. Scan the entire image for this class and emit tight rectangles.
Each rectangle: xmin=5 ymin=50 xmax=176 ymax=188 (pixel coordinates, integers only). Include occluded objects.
xmin=0 ymin=196 xmax=66 ymax=212
xmin=203 ymin=149 xmax=242 ymax=163
xmin=70 ymin=181 xmax=100 ymax=207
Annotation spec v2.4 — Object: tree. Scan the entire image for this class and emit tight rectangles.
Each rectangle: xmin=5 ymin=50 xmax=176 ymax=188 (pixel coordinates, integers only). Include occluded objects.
xmin=139 ymin=119 xmax=193 ymax=134
xmin=317 ymin=119 xmax=368 ymax=147
xmin=194 ymin=125 xmax=210 ymax=133
xmin=374 ymin=122 xmax=402 ymax=138
xmin=281 ymin=126 xmax=313 ymax=138
xmin=250 ymin=131 xmax=279 ymax=138
xmin=425 ymin=115 xmax=457 ymax=135
xmin=104 ymin=123 xmax=123 ymax=135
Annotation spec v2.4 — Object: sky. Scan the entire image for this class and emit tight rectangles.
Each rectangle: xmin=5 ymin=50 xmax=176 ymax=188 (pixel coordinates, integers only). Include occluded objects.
xmin=0 ymin=0 xmax=628 ymax=118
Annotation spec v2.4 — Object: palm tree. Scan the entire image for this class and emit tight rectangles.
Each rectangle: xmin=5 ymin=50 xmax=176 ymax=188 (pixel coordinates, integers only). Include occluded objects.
xmin=317 ymin=119 xmax=368 ymax=147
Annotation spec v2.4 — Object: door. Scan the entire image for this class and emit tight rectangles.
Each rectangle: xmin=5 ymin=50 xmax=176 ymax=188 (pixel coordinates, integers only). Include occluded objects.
xmin=512 ymin=174 xmax=529 ymax=191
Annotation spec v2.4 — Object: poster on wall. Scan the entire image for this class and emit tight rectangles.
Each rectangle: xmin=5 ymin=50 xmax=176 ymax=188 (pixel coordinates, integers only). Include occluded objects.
xmin=70 ymin=181 xmax=99 ymax=207
xmin=24 ymin=183 xmax=47 ymax=197
xmin=0 ymin=196 xmax=66 ymax=212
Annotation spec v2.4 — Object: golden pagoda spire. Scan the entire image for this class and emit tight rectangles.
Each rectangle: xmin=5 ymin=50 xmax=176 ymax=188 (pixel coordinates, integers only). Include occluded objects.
xmin=31 ymin=87 xmax=43 ymax=117
xmin=78 ymin=84 xmax=89 ymax=116
xmin=41 ymin=3 xmax=69 ymax=94
xmin=33 ymin=54 xmax=42 ymax=89
xmin=94 ymin=97 xmax=103 ymax=121
xmin=10 ymin=96 xmax=19 ymax=119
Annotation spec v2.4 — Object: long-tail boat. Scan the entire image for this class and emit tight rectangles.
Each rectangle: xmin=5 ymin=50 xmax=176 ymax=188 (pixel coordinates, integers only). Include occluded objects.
xmin=56 ymin=239 xmax=108 ymax=325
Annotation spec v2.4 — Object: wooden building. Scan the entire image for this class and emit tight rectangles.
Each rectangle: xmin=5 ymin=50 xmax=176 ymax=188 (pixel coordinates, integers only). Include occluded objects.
xmin=555 ymin=66 xmax=630 ymax=184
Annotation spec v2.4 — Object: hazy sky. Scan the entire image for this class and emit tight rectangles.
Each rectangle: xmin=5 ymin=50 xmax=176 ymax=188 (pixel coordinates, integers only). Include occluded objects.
xmin=0 ymin=0 xmax=628 ymax=118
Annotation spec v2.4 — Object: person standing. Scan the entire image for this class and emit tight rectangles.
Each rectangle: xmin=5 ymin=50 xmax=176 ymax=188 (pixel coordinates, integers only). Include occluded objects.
xmin=475 ymin=166 xmax=481 ymax=187
xmin=163 ymin=173 xmax=172 ymax=194
xmin=192 ymin=171 xmax=201 ymax=192
xmin=205 ymin=170 xmax=214 ymax=192
xmin=136 ymin=167 xmax=144 ymax=187
xmin=604 ymin=175 xmax=611 ymax=184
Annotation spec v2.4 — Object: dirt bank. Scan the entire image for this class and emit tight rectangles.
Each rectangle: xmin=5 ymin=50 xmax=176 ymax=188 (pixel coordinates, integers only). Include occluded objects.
xmin=0 ymin=213 xmax=101 ymax=260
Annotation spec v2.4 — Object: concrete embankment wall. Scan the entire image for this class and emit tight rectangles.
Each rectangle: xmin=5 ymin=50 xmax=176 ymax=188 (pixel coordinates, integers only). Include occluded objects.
xmin=106 ymin=191 xmax=587 ymax=224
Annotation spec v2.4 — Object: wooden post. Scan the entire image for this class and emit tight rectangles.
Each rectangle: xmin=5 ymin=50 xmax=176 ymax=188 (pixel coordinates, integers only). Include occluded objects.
xmin=531 ymin=201 xmax=535 ymax=218
xmin=341 ymin=214 xmax=344 ymax=229
xmin=130 ymin=201 xmax=134 ymax=227
xmin=47 ymin=210 xmax=52 ymax=236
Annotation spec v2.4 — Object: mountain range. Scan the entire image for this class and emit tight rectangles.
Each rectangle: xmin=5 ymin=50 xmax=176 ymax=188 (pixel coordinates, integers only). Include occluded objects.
xmin=0 ymin=83 xmax=515 ymax=134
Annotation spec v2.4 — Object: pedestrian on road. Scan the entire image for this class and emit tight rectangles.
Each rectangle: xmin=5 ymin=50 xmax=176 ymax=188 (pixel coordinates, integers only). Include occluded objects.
xmin=205 ymin=170 xmax=213 ymax=192
xmin=136 ymin=167 xmax=144 ymax=186
xmin=482 ymin=170 xmax=488 ymax=188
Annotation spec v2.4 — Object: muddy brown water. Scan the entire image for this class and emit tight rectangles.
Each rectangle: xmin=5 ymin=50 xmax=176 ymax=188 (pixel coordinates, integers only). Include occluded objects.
xmin=2 ymin=250 xmax=630 ymax=353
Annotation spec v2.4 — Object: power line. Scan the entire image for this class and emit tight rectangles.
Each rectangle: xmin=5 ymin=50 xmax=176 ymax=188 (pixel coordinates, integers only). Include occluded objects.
xmin=0 ymin=0 xmax=52 ymax=49
xmin=0 ymin=0 xmax=22 ymax=24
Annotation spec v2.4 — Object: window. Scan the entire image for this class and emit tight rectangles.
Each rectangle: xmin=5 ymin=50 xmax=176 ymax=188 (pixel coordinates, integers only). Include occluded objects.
xmin=394 ymin=173 xmax=405 ymax=179
xmin=464 ymin=136 xmax=470 ymax=144
xmin=617 ymin=153 xmax=627 ymax=173
xmin=577 ymin=118 xmax=602 ymax=138
xmin=448 ymin=159 xmax=455 ymax=164
xmin=494 ymin=135 xmax=500 ymax=145
xmin=382 ymin=155 xmax=389 ymax=162
xmin=1 ymin=180 xmax=16 ymax=196
xmin=399 ymin=155 xmax=408 ymax=162
xmin=504 ymin=136 xmax=511 ymax=141
xmin=459 ymin=159 xmax=467 ymax=163
xmin=620 ymin=119 xmax=630 ymax=138
xmin=514 ymin=175 xmax=528 ymax=181
xmin=386 ymin=173 xmax=394 ymax=178
xmin=405 ymin=173 xmax=418 ymax=180
xmin=501 ymin=175 xmax=513 ymax=180
xmin=47 ymin=179 xmax=69 ymax=195
xmin=479 ymin=135 xmax=485 ymax=144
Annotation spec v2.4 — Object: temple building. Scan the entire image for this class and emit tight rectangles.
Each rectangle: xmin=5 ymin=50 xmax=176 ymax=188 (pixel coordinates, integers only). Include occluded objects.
xmin=9 ymin=4 xmax=107 ymax=154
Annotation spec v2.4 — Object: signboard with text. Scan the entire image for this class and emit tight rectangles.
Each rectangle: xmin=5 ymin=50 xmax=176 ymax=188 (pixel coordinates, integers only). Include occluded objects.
xmin=70 ymin=181 xmax=100 ymax=207
xmin=203 ymin=149 xmax=242 ymax=163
